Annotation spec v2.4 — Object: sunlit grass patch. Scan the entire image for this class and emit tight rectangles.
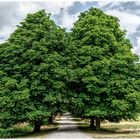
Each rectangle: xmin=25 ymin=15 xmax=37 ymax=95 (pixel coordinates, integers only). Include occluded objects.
xmin=0 ymin=124 xmax=32 ymax=138
xmin=0 ymin=122 xmax=58 ymax=138
xmin=78 ymin=117 xmax=140 ymax=138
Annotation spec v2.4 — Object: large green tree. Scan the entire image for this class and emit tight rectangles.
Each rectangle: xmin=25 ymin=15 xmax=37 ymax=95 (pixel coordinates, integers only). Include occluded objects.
xmin=67 ymin=8 xmax=140 ymax=129
xmin=0 ymin=10 xmax=67 ymax=132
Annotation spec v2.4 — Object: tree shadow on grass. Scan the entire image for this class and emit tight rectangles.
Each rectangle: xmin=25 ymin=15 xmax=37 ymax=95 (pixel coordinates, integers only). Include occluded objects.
xmin=78 ymin=125 xmax=134 ymax=135
xmin=17 ymin=124 xmax=59 ymax=138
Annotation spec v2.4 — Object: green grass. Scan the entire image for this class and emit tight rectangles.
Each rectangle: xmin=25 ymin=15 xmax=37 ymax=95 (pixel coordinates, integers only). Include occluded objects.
xmin=0 ymin=125 xmax=32 ymax=138
xmin=20 ymin=124 xmax=58 ymax=138
xmin=78 ymin=119 xmax=140 ymax=138
xmin=0 ymin=122 xmax=58 ymax=138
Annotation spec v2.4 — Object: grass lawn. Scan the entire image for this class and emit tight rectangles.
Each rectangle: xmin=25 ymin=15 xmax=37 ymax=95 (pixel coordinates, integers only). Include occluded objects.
xmin=19 ymin=123 xmax=58 ymax=138
xmin=78 ymin=118 xmax=140 ymax=138
xmin=0 ymin=122 xmax=58 ymax=138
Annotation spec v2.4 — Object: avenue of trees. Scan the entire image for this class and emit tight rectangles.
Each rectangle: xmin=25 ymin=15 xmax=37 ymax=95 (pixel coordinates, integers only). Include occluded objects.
xmin=0 ymin=8 xmax=140 ymax=132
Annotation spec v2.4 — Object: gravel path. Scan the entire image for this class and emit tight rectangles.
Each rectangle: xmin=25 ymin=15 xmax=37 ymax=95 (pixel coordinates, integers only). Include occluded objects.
xmin=47 ymin=113 xmax=92 ymax=139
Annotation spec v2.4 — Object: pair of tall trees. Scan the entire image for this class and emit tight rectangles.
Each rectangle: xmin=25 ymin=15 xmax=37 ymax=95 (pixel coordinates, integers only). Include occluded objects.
xmin=0 ymin=8 xmax=140 ymax=131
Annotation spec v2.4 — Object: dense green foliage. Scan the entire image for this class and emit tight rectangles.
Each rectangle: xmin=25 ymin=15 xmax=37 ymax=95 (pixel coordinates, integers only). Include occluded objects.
xmin=0 ymin=7 xmax=140 ymax=133
xmin=67 ymin=8 xmax=140 ymax=126
xmin=0 ymin=125 xmax=32 ymax=138
xmin=0 ymin=10 xmax=67 ymax=131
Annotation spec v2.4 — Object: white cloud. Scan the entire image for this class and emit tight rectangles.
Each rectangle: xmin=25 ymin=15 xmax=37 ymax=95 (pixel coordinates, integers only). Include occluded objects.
xmin=106 ymin=10 xmax=140 ymax=34
xmin=18 ymin=0 xmax=111 ymax=14
xmin=0 ymin=25 xmax=15 ymax=43
xmin=98 ymin=1 xmax=113 ymax=7
xmin=0 ymin=2 xmax=46 ymax=43
xmin=132 ymin=37 xmax=140 ymax=56
xmin=60 ymin=9 xmax=79 ymax=30
xmin=18 ymin=2 xmax=42 ymax=14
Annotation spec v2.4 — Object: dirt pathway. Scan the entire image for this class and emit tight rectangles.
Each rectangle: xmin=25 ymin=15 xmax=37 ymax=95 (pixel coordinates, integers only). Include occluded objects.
xmin=47 ymin=113 xmax=92 ymax=139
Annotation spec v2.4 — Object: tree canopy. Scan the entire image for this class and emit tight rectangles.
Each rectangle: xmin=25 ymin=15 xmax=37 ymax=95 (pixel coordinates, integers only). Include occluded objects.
xmin=67 ymin=8 xmax=140 ymax=129
xmin=0 ymin=10 xmax=67 ymax=131
xmin=0 ymin=8 xmax=140 ymax=131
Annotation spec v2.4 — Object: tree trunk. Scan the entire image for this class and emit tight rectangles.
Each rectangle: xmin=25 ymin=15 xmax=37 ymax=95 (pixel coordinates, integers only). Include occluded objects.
xmin=48 ymin=116 xmax=53 ymax=124
xmin=34 ymin=120 xmax=41 ymax=132
xmin=96 ymin=117 xmax=101 ymax=131
xmin=90 ymin=117 xmax=95 ymax=128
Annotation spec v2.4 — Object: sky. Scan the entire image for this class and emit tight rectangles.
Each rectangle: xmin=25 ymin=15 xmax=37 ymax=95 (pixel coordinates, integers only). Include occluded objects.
xmin=0 ymin=0 xmax=140 ymax=56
